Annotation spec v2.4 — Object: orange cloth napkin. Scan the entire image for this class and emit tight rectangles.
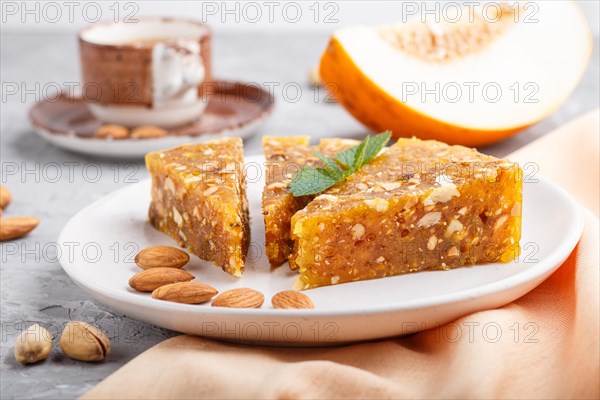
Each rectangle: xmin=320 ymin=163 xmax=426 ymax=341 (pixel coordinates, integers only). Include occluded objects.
xmin=83 ymin=110 xmax=600 ymax=400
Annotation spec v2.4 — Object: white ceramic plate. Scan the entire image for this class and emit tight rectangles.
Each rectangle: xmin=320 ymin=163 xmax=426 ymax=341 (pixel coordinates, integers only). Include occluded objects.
xmin=58 ymin=155 xmax=583 ymax=345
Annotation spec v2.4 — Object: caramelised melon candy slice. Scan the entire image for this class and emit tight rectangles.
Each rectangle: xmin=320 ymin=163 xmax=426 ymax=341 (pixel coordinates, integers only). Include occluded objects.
xmin=290 ymin=138 xmax=522 ymax=289
xmin=262 ymin=136 xmax=358 ymax=267
xmin=263 ymin=136 xmax=311 ymax=267
xmin=146 ymin=138 xmax=249 ymax=277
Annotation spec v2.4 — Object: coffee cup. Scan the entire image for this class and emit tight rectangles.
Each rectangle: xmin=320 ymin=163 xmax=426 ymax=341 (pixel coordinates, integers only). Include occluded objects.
xmin=79 ymin=18 xmax=211 ymax=128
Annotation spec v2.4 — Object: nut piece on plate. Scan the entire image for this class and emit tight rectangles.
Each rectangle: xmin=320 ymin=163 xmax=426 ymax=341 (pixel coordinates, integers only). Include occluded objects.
xmin=134 ymin=245 xmax=190 ymax=270
xmin=271 ymin=290 xmax=314 ymax=309
xmin=212 ymin=288 xmax=264 ymax=308
xmin=131 ymin=125 xmax=168 ymax=139
xmin=14 ymin=324 xmax=52 ymax=364
xmin=59 ymin=321 xmax=110 ymax=362
xmin=0 ymin=184 xmax=12 ymax=210
xmin=95 ymin=124 xmax=129 ymax=139
xmin=129 ymin=267 xmax=195 ymax=292
xmin=0 ymin=217 xmax=40 ymax=241
xmin=152 ymin=282 xmax=218 ymax=304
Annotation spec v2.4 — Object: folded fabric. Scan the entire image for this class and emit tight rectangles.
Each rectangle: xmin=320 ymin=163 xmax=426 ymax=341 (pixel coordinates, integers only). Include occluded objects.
xmin=83 ymin=109 xmax=600 ymax=400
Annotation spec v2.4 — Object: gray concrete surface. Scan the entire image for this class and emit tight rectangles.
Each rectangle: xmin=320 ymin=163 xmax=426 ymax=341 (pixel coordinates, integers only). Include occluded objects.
xmin=1 ymin=31 xmax=598 ymax=399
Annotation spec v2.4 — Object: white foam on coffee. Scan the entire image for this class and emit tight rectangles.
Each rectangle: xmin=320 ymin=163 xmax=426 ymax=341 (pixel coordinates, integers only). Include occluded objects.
xmin=80 ymin=19 xmax=207 ymax=45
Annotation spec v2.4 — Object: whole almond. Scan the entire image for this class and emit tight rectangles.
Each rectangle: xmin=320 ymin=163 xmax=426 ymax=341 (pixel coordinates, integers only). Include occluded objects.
xmin=59 ymin=321 xmax=110 ymax=362
xmin=212 ymin=288 xmax=264 ymax=308
xmin=135 ymin=246 xmax=190 ymax=270
xmin=14 ymin=324 xmax=52 ymax=364
xmin=129 ymin=268 xmax=194 ymax=292
xmin=272 ymin=290 xmax=315 ymax=309
xmin=0 ymin=185 xmax=12 ymax=209
xmin=152 ymin=282 xmax=218 ymax=304
xmin=0 ymin=217 xmax=40 ymax=241
xmin=95 ymin=124 xmax=129 ymax=139
xmin=131 ymin=125 xmax=168 ymax=139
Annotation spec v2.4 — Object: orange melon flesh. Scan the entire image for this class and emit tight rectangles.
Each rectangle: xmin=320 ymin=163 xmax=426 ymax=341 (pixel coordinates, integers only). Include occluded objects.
xmin=320 ymin=1 xmax=592 ymax=146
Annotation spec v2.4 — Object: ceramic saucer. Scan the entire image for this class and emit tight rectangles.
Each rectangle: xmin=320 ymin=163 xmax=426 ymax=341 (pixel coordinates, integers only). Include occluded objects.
xmin=29 ymin=80 xmax=274 ymax=158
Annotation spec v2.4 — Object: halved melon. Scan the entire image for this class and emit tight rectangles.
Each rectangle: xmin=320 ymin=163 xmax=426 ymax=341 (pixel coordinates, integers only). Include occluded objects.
xmin=320 ymin=1 xmax=592 ymax=146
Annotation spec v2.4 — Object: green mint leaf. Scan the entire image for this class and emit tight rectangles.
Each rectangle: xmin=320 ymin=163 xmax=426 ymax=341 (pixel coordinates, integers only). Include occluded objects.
xmin=312 ymin=150 xmax=344 ymax=180
xmin=358 ymin=131 xmax=392 ymax=168
xmin=351 ymin=136 xmax=369 ymax=170
xmin=290 ymin=131 xmax=393 ymax=197
xmin=336 ymin=146 xmax=357 ymax=169
xmin=336 ymin=131 xmax=391 ymax=170
xmin=290 ymin=166 xmax=339 ymax=196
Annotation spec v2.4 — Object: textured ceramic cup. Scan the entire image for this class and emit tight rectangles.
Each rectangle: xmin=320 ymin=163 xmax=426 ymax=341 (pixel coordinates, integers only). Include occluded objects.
xmin=79 ymin=18 xmax=211 ymax=128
